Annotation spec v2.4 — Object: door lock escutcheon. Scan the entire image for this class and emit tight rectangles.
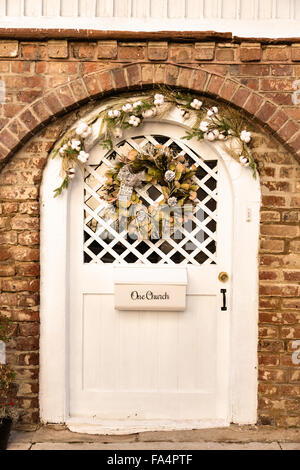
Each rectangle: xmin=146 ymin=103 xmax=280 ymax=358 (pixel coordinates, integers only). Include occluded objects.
xmin=218 ymin=272 xmax=229 ymax=283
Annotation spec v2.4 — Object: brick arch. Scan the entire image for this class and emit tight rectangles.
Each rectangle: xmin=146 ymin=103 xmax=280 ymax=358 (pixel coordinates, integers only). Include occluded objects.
xmin=0 ymin=62 xmax=300 ymax=167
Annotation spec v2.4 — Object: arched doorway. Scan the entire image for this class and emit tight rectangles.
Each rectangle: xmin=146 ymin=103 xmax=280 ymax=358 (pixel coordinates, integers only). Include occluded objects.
xmin=40 ymin=99 xmax=261 ymax=434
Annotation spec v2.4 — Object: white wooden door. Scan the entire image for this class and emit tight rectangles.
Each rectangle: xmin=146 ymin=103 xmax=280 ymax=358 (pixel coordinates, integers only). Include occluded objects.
xmin=68 ymin=122 xmax=232 ymax=431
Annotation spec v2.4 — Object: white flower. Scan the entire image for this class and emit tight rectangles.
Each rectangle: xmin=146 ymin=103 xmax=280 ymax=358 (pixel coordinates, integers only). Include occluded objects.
xmin=240 ymin=130 xmax=251 ymax=143
xmin=154 ymin=93 xmax=165 ymax=106
xmin=142 ymin=108 xmax=157 ymax=118
xmin=128 ymin=115 xmax=141 ymax=127
xmin=71 ymin=139 xmax=81 ymax=151
xmin=75 ymin=122 xmax=89 ymax=136
xmin=205 ymin=132 xmax=216 ymax=141
xmin=133 ymin=101 xmax=142 ymax=109
xmin=77 ymin=151 xmax=89 ymax=163
xmin=190 ymin=98 xmax=202 ymax=110
xmin=59 ymin=144 xmax=68 ymax=155
xmin=122 ymin=103 xmax=133 ymax=113
xmin=167 ymin=197 xmax=177 ymax=207
xmin=200 ymin=121 xmax=209 ymax=132
xmin=164 ymin=170 xmax=176 ymax=182
xmin=113 ymin=127 xmax=123 ymax=139
xmin=207 ymin=106 xmax=218 ymax=117
xmin=239 ymin=156 xmax=250 ymax=167
xmin=108 ymin=109 xmax=120 ymax=119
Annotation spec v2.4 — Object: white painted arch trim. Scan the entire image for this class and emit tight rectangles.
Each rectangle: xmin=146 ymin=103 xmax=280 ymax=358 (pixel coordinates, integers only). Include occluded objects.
xmin=40 ymin=97 xmax=261 ymax=432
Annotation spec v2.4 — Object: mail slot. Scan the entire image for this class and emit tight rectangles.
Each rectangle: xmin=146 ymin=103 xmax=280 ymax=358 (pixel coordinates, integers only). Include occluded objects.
xmin=114 ymin=267 xmax=188 ymax=311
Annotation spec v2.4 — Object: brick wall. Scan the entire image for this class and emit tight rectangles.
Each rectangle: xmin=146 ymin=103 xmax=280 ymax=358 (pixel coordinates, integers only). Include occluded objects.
xmin=0 ymin=36 xmax=300 ymax=427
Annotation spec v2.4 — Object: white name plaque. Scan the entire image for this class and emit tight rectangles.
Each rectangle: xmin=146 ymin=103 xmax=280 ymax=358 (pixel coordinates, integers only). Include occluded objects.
xmin=114 ymin=267 xmax=187 ymax=311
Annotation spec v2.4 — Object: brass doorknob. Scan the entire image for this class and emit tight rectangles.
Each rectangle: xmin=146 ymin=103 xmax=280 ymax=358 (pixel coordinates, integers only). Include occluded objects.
xmin=218 ymin=272 xmax=229 ymax=283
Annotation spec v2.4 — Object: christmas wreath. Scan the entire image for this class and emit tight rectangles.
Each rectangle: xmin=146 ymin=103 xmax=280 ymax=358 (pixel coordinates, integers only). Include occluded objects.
xmin=99 ymin=144 xmax=197 ymax=237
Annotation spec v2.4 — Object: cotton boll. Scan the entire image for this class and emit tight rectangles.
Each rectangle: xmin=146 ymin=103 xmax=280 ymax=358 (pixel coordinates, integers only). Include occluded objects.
xmin=78 ymin=151 xmax=89 ymax=163
xmin=133 ymin=101 xmax=142 ymax=109
xmin=190 ymin=99 xmax=202 ymax=110
xmin=206 ymin=132 xmax=216 ymax=141
xmin=71 ymin=139 xmax=81 ymax=151
xmin=239 ymin=155 xmax=250 ymax=167
xmin=154 ymin=93 xmax=165 ymax=106
xmin=122 ymin=103 xmax=133 ymax=113
xmin=200 ymin=121 xmax=209 ymax=132
xmin=240 ymin=130 xmax=251 ymax=143
xmin=75 ymin=122 xmax=89 ymax=136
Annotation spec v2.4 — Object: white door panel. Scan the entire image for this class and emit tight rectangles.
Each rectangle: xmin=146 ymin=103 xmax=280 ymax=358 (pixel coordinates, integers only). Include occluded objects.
xmin=69 ymin=122 xmax=232 ymax=426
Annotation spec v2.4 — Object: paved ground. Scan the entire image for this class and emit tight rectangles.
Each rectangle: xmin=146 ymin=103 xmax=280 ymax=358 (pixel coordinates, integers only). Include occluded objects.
xmin=6 ymin=424 xmax=300 ymax=450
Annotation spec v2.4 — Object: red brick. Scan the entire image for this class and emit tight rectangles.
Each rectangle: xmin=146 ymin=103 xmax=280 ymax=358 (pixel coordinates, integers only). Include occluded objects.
xmin=238 ymin=64 xmax=270 ymax=76
xmin=112 ymin=68 xmax=128 ymax=90
xmin=240 ymin=43 xmax=262 ymax=62
xmin=255 ymin=101 xmax=277 ymax=122
xmin=148 ymin=42 xmax=168 ymax=61
xmin=165 ymin=65 xmax=179 ymax=86
xmin=263 ymin=46 xmax=290 ymax=61
xmin=268 ymin=110 xmax=289 ymax=132
xmin=261 ymin=78 xmax=294 ymax=91
xmin=260 ymin=284 xmax=299 ymax=297
xmin=48 ymin=40 xmax=68 ymax=59
xmin=97 ymin=40 xmax=117 ymax=59
xmin=56 ymin=85 xmax=77 ymax=108
xmin=262 ymin=195 xmax=286 ymax=207
xmin=259 ymin=368 xmax=287 ymax=383
xmin=98 ymin=71 xmax=114 ymax=93
xmin=20 ymin=110 xmax=40 ymax=132
xmin=271 ymin=64 xmax=293 ymax=76
xmin=18 ymin=231 xmax=39 ymax=246
xmin=195 ymin=42 xmax=215 ymax=61
xmin=215 ymin=47 xmax=235 ymax=61
xmin=119 ymin=45 xmax=145 ymax=60
xmin=72 ymin=42 xmax=96 ymax=60
xmin=141 ymin=64 xmax=154 ymax=85
xmin=260 ymin=238 xmax=284 ymax=253
xmin=10 ymin=247 xmax=39 ymax=262
xmin=0 ymin=263 xmax=15 ymax=276
xmin=16 ymin=262 xmax=40 ymax=277
xmin=261 ymin=224 xmax=299 ymax=238
xmin=0 ymin=232 xmax=17 ymax=245
xmin=0 ymin=40 xmax=19 ymax=58
xmin=43 ymin=92 xmax=63 ymax=115
xmin=207 ymin=75 xmax=224 ymax=95
xmin=244 ymin=93 xmax=264 ymax=115
xmin=21 ymin=43 xmax=47 ymax=60
xmin=231 ymin=87 xmax=251 ymax=107
xmin=277 ymin=120 xmax=299 ymax=142
xmin=176 ymin=68 xmax=193 ymax=89
xmin=69 ymin=79 xmax=89 ymax=103
xmin=170 ymin=45 xmax=192 ymax=63
xmin=0 ymin=129 xmax=19 ymax=151
xmin=191 ymin=69 xmax=207 ymax=92
xmin=84 ymin=74 xmax=102 ymax=97
xmin=219 ymin=80 xmax=239 ymax=101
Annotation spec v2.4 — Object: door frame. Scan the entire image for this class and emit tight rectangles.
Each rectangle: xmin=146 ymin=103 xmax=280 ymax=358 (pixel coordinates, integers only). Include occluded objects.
xmin=40 ymin=102 xmax=261 ymax=429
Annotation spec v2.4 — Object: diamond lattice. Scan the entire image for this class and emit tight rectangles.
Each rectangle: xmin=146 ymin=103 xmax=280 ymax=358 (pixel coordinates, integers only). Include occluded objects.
xmin=83 ymin=134 xmax=218 ymax=265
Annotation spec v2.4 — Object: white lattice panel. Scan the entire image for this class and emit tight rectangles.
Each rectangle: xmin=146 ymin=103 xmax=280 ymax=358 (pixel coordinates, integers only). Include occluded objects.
xmin=83 ymin=134 xmax=218 ymax=266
